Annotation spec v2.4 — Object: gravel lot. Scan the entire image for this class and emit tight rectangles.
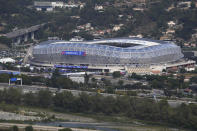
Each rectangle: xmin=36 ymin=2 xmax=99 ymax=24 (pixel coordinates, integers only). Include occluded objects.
xmin=0 ymin=111 xmax=42 ymax=121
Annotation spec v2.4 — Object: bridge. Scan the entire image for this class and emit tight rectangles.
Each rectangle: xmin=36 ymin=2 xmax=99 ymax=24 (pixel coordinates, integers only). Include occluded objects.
xmin=5 ymin=23 xmax=45 ymax=45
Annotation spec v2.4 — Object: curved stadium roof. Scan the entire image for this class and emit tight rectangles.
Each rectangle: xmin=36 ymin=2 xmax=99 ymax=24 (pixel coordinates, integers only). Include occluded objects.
xmin=34 ymin=37 xmax=177 ymax=51
xmin=33 ymin=37 xmax=184 ymax=64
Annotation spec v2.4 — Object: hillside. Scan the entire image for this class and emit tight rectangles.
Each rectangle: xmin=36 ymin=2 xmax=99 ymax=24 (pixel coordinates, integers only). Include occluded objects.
xmin=0 ymin=0 xmax=196 ymax=48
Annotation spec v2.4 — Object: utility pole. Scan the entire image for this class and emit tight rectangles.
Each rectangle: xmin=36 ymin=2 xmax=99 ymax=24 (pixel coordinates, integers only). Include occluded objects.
xmin=21 ymin=78 xmax=22 ymax=86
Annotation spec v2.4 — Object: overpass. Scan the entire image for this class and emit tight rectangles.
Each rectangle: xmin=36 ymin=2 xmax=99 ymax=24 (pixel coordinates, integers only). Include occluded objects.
xmin=5 ymin=23 xmax=45 ymax=45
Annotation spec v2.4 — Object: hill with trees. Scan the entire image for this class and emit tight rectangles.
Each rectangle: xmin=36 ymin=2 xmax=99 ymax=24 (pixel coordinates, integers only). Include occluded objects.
xmin=0 ymin=0 xmax=196 ymax=46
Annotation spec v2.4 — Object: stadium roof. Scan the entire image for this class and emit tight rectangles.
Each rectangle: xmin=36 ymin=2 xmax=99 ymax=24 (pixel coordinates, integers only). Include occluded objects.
xmin=51 ymin=37 xmax=165 ymax=46
xmin=35 ymin=37 xmax=176 ymax=51
xmin=33 ymin=37 xmax=183 ymax=64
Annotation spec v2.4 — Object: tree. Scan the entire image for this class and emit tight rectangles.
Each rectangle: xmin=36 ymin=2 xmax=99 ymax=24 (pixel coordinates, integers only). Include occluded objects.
xmin=53 ymin=68 xmax=60 ymax=77
xmin=0 ymin=36 xmax=11 ymax=47
xmin=102 ymin=78 xmax=111 ymax=86
xmin=130 ymin=73 xmax=143 ymax=80
xmin=190 ymin=76 xmax=197 ymax=83
xmin=10 ymin=125 xmax=18 ymax=131
xmin=50 ymin=68 xmax=60 ymax=87
xmin=190 ymin=1 xmax=196 ymax=9
xmin=53 ymin=91 xmax=74 ymax=111
xmin=180 ymin=68 xmax=186 ymax=74
xmin=56 ymin=76 xmax=74 ymax=89
xmin=74 ymin=92 xmax=93 ymax=112
xmin=105 ymin=86 xmax=114 ymax=94
xmin=118 ymin=80 xmax=124 ymax=87
xmin=0 ymin=73 xmax=9 ymax=83
xmin=3 ymin=88 xmax=22 ymax=105
xmin=102 ymin=96 xmax=116 ymax=115
xmin=150 ymin=79 xmax=161 ymax=88
xmin=23 ymin=92 xmax=37 ymax=106
xmin=25 ymin=126 xmax=33 ymax=131
xmin=20 ymin=74 xmax=32 ymax=85
xmin=127 ymin=91 xmax=137 ymax=96
xmin=158 ymin=99 xmax=170 ymax=121
xmin=84 ymin=73 xmax=89 ymax=84
xmin=58 ymin=128 xmax=72 ymax=131
xmin=37 ymin=89 xmax=52 ymax=108
xmin=178 ymin=75 xmax=185 ymax=85
xmin=78 ymin=31 xmax=93 ymax=40
xmin=112 ymin=71 xmax=121 ymax=78
xmin=91 ymin=77 xmax=96 ymax=83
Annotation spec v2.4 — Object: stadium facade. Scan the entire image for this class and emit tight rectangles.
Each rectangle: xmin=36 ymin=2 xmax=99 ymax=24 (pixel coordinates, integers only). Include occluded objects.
xmin=32 ymin=38 xmax=195 ymax=74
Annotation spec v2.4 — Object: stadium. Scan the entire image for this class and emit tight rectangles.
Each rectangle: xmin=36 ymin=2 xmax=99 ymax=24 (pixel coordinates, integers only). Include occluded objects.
xmin=31 ymin=38 xmax=194 ymax=74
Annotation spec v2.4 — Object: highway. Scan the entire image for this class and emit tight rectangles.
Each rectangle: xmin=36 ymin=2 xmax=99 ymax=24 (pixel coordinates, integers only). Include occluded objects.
xmin=5 ymin=24 xmax=45 ymax=38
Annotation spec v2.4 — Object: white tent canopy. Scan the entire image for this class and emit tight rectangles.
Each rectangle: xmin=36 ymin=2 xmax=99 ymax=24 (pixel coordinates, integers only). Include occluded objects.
xmin=0 ymin=58 xmax=16 ymax=63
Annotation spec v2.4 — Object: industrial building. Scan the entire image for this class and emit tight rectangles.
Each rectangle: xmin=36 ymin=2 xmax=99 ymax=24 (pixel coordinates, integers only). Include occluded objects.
xmin=31 ymin=37 xmax=195 ymax=74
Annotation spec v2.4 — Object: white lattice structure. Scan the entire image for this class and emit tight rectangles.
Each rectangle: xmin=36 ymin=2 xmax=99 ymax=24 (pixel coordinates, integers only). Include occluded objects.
xmin=32 ymin=37 xmax=183 ymax=65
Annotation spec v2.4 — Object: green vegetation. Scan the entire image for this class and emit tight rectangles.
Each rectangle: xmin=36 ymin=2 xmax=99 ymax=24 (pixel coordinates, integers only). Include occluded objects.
xmin=0 ymin=0 xmax=196 ymax=45
xmin=0 ymin=0 xmax=48 ymax=32
xmin=25 ymin=126 xmax=33 ymax=131
xmin=1 ymin=0 xmax=197 ymax=129
xmin=0 ymin=36 xmax=11 ymax=47
xmin=0 ymin=129 xmax=10 ymax=131
xmin=58 ymin=128 xmax=72 ymax=131
xmin=112 ymin=71 xmax=121 ymax=78
xmin=10 ymin=126 xmax=18 ymax=131
xmin=127 ymin=73 xmax=188 ymax=91
xmin=0 ymin=87 xmax=196 ymax=130
xmin=47 ymin=69 xmax=78 ymax=89
xmin=0 ymin=125 xmax=33 ymax=131
xmin=0 ymin=72 xmax=46 ymax=86
xmin=0 ymin=68 xmax=191 ymax=97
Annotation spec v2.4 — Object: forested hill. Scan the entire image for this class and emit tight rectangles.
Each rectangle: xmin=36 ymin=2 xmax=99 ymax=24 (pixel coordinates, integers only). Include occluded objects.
xmin=0 ymin=0 xmax=197 ymax=46
xmin=0 ymin=0 xmax=49 ymax=33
